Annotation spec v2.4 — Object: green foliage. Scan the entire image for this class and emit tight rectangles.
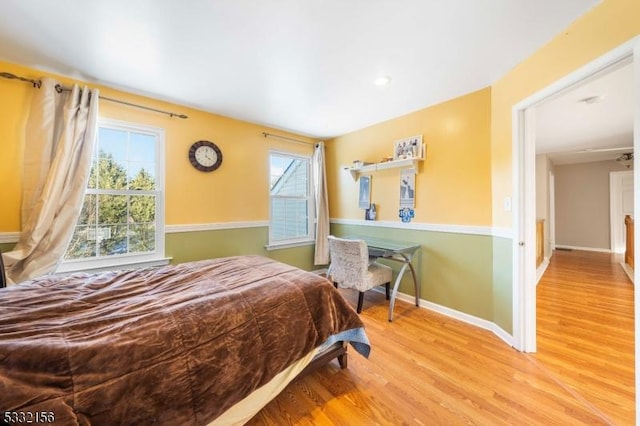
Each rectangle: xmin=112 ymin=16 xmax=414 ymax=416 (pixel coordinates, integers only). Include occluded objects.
xmin=65 ymin=151 xmax=156 ymax=260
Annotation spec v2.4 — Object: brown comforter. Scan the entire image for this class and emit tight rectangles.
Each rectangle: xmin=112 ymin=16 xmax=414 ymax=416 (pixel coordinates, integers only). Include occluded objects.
xmin=0 ymin=256 xmax=366 ymax=425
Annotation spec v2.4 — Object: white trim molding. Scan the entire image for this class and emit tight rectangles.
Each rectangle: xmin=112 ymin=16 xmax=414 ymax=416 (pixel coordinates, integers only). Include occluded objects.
xmin=536 ymin=257 xmax=550 ymax=285
xmin=265 ymin=240 xmax=315 ymax=251
xmin=165 ymin=221 xmax=269 ymax=233
xmin=388 ymin=289 xmax=514 ymax=347
xmin=491 ymin=227 xmax=513 ymax=239
xmin=620 ymin=262 xmax=634 ymax=285
xmin=0 ymin=232 xmax=20 ymax=244
xmin=331 ymin=218 xmax=496 ymax=237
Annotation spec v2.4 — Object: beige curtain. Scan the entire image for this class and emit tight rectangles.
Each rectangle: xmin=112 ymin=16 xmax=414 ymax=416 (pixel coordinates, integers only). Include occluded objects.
xmin=312 ymin=142 xmax=330 ymax=265
xmin=3 ymin=78 xmax=99 ymax=285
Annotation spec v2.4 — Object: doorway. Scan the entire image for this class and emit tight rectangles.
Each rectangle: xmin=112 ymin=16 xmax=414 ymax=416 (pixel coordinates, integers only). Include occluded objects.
xmin=512 ymin=35 xmax=640 ymax=422
xmin=512 ymin=36 xmax=639 ymax=353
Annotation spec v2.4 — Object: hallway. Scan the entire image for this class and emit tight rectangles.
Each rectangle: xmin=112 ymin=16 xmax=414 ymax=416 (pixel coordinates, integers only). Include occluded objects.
xmin=535 ymin=249 xmax=635 ymax=424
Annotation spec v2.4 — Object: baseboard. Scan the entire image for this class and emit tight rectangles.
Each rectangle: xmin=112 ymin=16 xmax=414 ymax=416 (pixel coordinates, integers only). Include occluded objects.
xmin=373 ymin=288 xmax=514 ymax=348
xmin=536 ymin=257 xmax=550 ymax=285
xmin=554 ymin=245 xmax=611 ymax=253
xmin=620 ymin=262 xmax=634 ymax=285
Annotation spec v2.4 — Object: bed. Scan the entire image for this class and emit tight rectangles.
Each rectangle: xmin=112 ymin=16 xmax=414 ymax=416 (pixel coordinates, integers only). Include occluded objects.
xmin=0 ymin=255 xmax=370 ymax=425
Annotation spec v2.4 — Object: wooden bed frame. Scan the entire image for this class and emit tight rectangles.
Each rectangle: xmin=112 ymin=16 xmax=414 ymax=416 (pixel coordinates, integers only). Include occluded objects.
xmin=296 ymin=342 xmax=348 ymax=380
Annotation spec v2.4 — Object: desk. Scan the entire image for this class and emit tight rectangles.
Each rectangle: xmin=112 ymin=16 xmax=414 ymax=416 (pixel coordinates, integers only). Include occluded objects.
xmin=346 ymin=236 xmax=420 ymax=321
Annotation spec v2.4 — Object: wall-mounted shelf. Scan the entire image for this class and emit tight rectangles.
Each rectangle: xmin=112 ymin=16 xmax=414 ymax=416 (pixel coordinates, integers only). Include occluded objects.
xmin=344 ymin=157 xmax=423 ymax=180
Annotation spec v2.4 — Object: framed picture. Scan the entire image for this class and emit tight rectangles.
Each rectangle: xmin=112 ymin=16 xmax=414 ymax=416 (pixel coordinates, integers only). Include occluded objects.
xmin=393 ymin=135 xmax=423 ymax=160
xmin=359 ymin=175 xmax=371 ymax=209
xmin=399 ymin=169 xmax=415 ymax=208
xmin=365 ymin=203 xmax=377 ymax=221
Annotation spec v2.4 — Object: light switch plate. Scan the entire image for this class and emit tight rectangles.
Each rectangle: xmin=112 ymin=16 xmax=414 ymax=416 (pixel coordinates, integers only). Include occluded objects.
xmin=503 ymin=196 xmax=512 ymax=212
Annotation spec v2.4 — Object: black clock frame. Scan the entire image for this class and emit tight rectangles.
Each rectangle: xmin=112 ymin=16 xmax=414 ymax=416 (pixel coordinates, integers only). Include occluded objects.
xmin=189 ymin=140 xmax=222 ymax=172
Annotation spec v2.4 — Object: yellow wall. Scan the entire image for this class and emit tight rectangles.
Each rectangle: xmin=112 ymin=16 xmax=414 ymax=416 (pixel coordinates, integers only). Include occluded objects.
xmin=0 ymin=61 xmax=314 ymax=232
xmin=327 ymin=87 xmax=492 ymax=225
xmin=0 ymin=63 xmax=31 ymax=231
xmin=491 ymin=0 xmax=640 ymax=228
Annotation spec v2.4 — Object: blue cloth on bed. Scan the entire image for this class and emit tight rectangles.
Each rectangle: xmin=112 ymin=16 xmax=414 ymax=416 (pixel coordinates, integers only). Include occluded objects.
xmin=320 ymin=327 xmax=371 ymax=358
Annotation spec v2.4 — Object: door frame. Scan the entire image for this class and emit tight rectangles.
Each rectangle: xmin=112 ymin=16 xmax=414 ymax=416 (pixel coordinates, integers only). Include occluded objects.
xmin=511 ymin=36 xmax=640 ymax=353
xmin=549 ymin=171 xmax=555 ymax=252
xmin=610 ymin=170 xmax=634 ymax=253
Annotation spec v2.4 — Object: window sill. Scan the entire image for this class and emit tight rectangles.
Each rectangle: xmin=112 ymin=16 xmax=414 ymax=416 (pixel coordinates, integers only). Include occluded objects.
xmin=56 ymin=257 xmax=172 ymax=274
xmin=265 ymin=240 xmax=315 ymax=251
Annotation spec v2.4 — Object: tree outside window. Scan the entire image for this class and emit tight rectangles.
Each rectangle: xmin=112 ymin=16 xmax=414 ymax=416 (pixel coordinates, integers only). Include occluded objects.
xmin=64 ymin=123 xmax=162 ymax=262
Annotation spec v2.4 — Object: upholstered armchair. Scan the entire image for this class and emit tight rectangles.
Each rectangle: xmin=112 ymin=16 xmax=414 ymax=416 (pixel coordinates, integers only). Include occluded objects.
xmin=327 ymin=236 xmax=392 ymax=313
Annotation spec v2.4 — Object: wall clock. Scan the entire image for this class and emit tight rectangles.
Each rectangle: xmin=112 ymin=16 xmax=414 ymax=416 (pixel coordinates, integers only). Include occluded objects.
xmin=189 ymin=140 xmax=223 ymax=172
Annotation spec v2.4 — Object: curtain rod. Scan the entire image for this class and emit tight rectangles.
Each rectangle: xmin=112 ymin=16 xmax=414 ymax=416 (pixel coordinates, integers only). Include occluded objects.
xmin=0 ymin=71 xmax=188 ymax=119
xmin=262 ymin=131 xmax=314 ymax=146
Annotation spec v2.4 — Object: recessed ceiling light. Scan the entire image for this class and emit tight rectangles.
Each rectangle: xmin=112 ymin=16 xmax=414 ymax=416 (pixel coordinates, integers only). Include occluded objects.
xmin=374 ymin=75 xmax=391 ymax=86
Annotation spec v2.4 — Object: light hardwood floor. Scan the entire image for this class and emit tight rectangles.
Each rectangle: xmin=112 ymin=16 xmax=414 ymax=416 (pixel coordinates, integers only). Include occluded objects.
xmin=535 ymin=249 xmax=634 ymax=425
xmin=248 ymin=250 xmax=634 ymax=425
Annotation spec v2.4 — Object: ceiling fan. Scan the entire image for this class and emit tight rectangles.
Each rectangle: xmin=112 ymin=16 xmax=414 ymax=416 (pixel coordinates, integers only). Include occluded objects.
xmin=577 ymin=146 xmax=633 ymax=153
xmin=544 ymin=146 xmax=633 ymax=155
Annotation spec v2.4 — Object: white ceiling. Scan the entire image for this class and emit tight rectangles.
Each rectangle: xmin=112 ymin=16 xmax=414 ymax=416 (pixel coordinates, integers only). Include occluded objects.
xmin=536 ymin=60 xmax=634 ymax=165
xmin=0 ymin=0 xmax=600 ymax=138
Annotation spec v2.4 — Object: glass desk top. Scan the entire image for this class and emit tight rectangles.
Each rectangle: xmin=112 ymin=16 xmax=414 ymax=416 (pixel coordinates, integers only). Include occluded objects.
xmin=343 ymin=235 xmax=420 ymax=257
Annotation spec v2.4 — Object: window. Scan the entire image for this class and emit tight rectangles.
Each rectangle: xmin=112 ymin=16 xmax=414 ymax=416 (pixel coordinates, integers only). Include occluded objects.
xmin=61 ymin=119 xmax=165 ymax=271
xmin=269 ymin=151 xmax=314 ymax=247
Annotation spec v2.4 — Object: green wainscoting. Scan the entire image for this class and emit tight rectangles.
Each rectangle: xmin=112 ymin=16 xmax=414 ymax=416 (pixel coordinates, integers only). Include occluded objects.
xmin=0 ymin=243 xmax=15 ymax=253
xmin=492 ymin=236 xmax=513 ymax=334
xmin=330 ymin=223 xmax=495 ymax=322
xmin=165 ymin=226 xmax=317 ymax=271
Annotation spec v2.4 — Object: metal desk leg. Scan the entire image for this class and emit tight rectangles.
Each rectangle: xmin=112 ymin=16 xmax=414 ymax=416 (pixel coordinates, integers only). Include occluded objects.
xmin=388 ymin=251 xmax=419 ymax=322
xmin=407 ymin=259 xmax=419 ymax=306
xmin=388 ymin=261 xmax=408 ymax=322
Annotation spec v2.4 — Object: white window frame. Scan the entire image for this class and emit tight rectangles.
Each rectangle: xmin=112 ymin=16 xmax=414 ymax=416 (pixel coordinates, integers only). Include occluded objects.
xmin=267 ymin=150 xmax=315 ymax=249
xmin=57 ymin=118 xmax=167 ymax=273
